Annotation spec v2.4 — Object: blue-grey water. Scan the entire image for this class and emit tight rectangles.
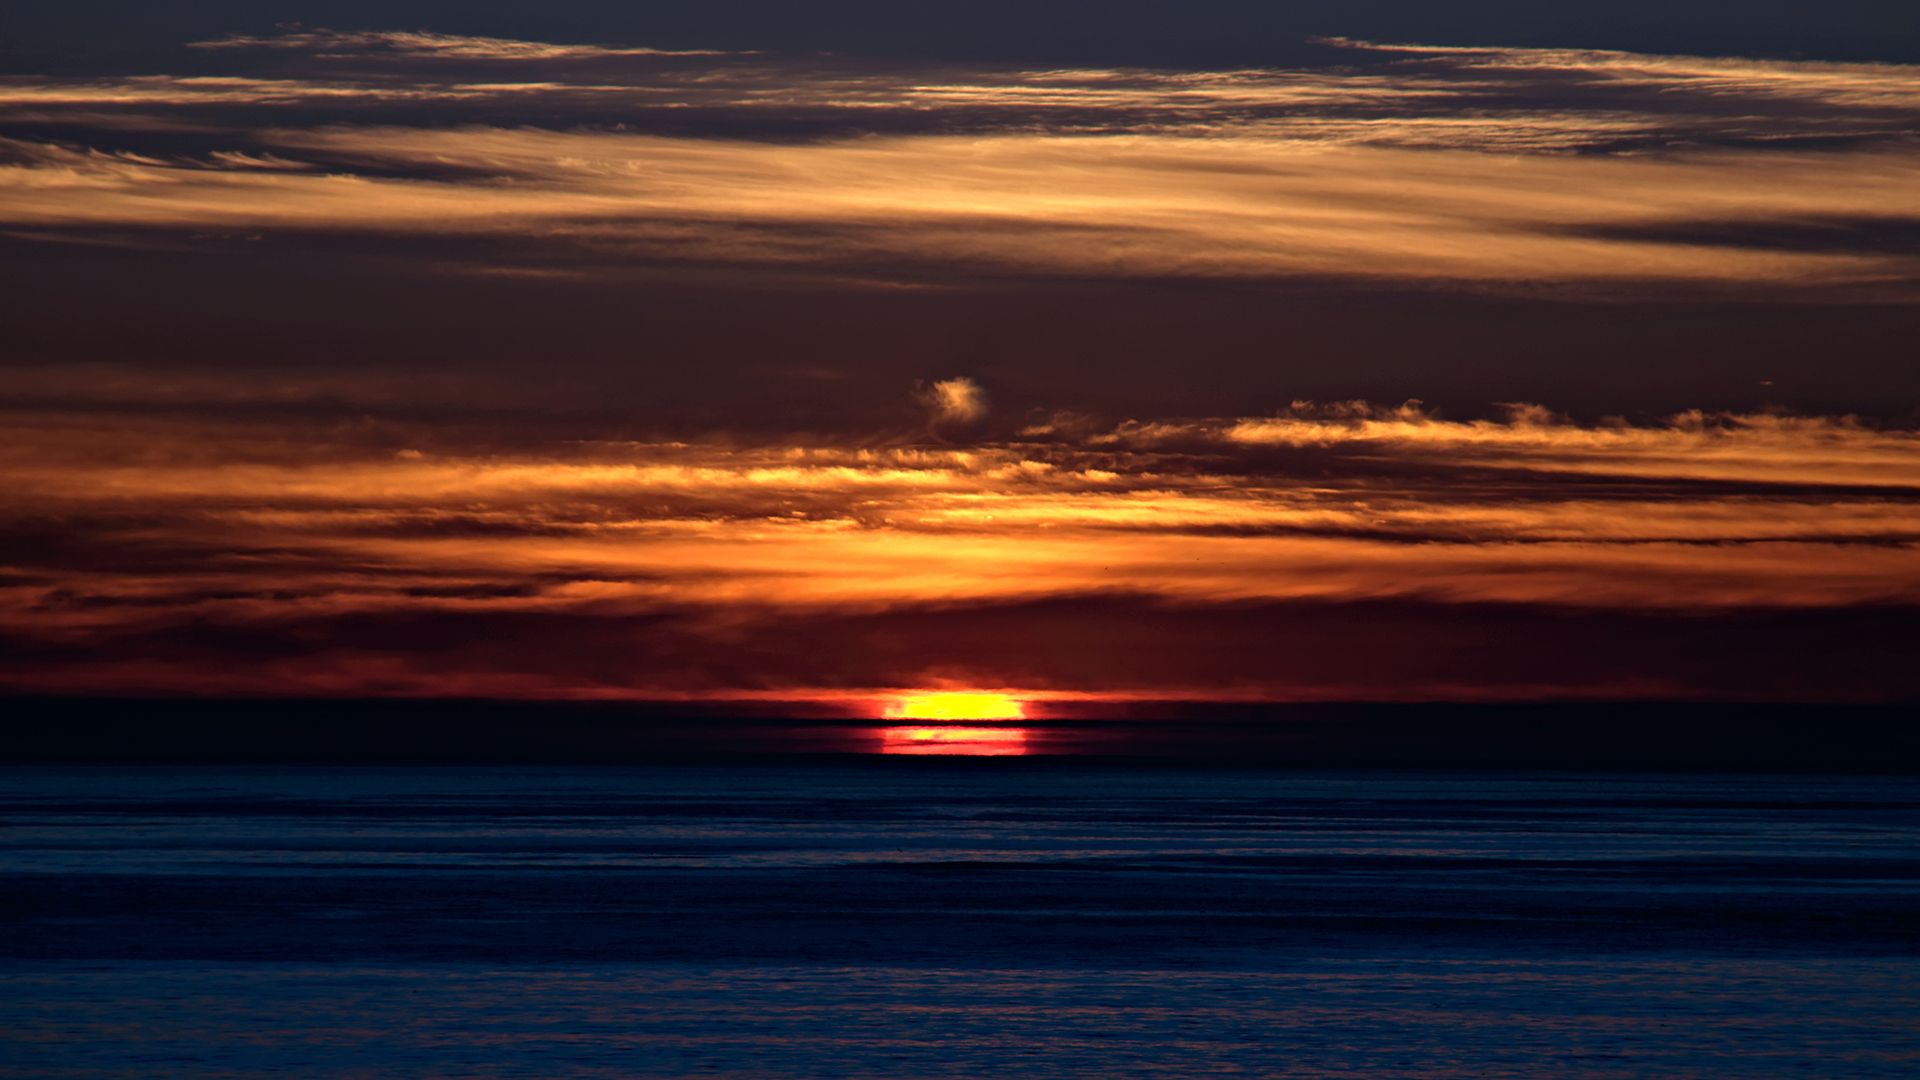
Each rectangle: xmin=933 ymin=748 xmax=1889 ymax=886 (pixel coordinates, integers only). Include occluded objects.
xmin=3 ymin=764 xmax=1917 ymax=1078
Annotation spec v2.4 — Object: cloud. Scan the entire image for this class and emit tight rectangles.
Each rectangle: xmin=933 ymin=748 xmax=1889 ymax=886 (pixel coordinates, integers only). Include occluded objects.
xmin=12 ymin=37 xmax=1919 ymax=149
xmin=3 ymin=405 xmax=1915 ymax=603
xmin=188 ymin=30 xmax=730 ymax=61
xmin=6 ymin=35 xmax=1919 ymax=294
xmin=5 ymin=127 xmax=1918 ymax=295
xmin=2 ymin=401 xmax=1916 ymax=699
xmin=0 ymin=364 xmax=517 ymax=409
xmin=4 ymin=37 xmax=1919 ymax=701
xmin=5 ymin=595 xmax=1918 ymax=703
xmin=1328 ymin=38 xmax=1920 ymax=114
xmin=919 ymin=377 xmax=988 ymax=441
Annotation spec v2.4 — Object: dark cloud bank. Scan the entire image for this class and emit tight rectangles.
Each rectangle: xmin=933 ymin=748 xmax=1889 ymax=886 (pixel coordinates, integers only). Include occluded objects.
xmin=2 ymin=15 xmax=1918 ymax=745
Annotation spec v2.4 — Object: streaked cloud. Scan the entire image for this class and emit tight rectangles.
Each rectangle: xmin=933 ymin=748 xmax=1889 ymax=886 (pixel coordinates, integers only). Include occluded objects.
xmin=3 ymin=33 xmax=1917 ymax=702
xmin=188 ymin=30 xmax=733 ymax=61
xmin=1342 ymin=38 xmax=1920 ymax=113
xmin=5 ymin=127 xmax=1917 ymax=293
xmin=2 ymin=404 xmax=1915 ymax=698
xmin=10 ymin=35 xmax=1916 ymax=148
xmin=4 ymin=33 xmax=1916 ymax=292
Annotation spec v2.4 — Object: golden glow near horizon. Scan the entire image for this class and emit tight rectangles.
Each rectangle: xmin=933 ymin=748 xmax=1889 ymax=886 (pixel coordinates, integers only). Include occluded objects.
xmin=884 ymin=693 xmax=1028 ymax=720
xmin=880 ymin=726 xmax=1030 ymax=756
xmin=2 ymin=407 xmax=1919 ymax=699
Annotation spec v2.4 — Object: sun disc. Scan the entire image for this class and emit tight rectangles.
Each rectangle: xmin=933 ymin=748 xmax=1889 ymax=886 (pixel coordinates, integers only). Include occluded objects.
xmin=884 ymin=692 xmax=1026 ymax=720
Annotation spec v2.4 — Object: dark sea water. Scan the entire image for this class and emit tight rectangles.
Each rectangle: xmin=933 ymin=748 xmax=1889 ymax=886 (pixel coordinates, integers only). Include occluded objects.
xmin=2 ymin=763 xmax=1917 ymax=1078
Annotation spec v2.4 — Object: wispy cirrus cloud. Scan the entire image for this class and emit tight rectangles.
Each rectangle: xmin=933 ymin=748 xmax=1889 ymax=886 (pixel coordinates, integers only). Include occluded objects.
xmin=5 ymin=128 xmax=1918 ymax=293
xmin=188 ymin=29 xmax=733 ymax=60
xmin=8 ymin=35 xmax=1918 ymax=147
xmin=1339 ymin=38 xmax=1920 ymax=113
xmin=4 ymin=33 xmax=1917 ymax=293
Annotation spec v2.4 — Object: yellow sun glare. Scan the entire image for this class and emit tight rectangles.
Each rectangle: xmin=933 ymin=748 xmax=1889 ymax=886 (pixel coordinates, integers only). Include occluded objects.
xmin=884 ymin=692 xmax=1027 ymax=720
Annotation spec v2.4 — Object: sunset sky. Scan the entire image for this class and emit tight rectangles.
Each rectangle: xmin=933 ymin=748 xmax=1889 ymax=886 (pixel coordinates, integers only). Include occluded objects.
xmin=3 ymin=2 xmax=1918 ymax=708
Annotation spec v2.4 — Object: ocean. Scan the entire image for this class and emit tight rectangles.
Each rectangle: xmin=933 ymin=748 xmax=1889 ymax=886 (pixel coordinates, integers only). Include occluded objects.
xmin=2 ymin=762 xmax=1916 ymax=1078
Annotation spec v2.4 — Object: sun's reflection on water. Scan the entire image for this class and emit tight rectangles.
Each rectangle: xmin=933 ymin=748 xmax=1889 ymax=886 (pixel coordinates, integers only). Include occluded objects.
xmin=880 ymin=727 xmax=1029 ymax=756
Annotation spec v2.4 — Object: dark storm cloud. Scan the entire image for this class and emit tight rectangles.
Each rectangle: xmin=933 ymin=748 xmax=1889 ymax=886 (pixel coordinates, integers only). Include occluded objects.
xmin=8 ymin=594 xmax=1920 ymax=703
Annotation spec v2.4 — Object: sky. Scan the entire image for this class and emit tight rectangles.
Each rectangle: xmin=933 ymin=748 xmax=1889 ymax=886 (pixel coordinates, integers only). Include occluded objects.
xmin=2 ymin=3 xmax=1918 ymax=708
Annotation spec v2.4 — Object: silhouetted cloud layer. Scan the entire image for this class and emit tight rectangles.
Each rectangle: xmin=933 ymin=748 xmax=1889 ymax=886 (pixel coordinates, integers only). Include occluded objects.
xmin=3 ymin=33 xmax=1917 ymax=702
xmin=2 ymin=405 xmax=1916 ymax=700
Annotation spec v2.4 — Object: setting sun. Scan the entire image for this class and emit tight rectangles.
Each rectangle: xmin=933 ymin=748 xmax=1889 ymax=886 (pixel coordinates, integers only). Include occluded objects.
xmin=883 ymin=693 xmax=1027 ymax=720
xmin=878 ymin=693 xmax=1029 ymax=755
